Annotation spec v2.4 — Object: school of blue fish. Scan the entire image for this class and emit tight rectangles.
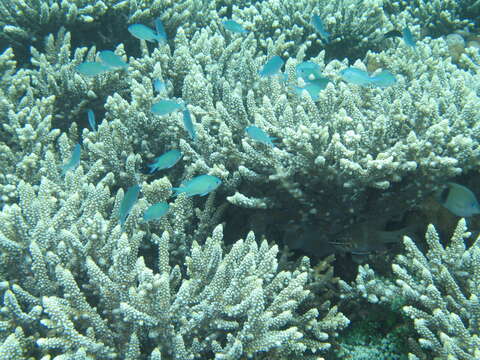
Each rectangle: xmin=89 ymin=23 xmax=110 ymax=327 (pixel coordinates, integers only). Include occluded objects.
xmin=70 ymin=14 xmax=478 ymax=230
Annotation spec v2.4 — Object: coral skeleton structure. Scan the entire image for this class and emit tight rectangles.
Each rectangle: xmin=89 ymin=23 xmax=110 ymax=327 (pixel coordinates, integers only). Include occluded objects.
xmin=1 ymin=0 xmax=480 ymax=359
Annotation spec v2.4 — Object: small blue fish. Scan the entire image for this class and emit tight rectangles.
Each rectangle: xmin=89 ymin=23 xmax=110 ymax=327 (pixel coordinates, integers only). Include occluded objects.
xmin=147 ymin=149 xmax=182 ymax=173
xmin=128 ymin=24 xmax=162 ymax=42
xmin=172 ymin=175 xmax=222 ymax=197
xmin=143 ymin=202 xmax=170 ymax=222
xmin=438 ymin=182 xmax=480 ymax=217
xmin=245 ymin=125 xmax=277 ymax=147
xmin=295 ymin=77 xmax=329 ymax=101
xmin=311 ymin=15 xmax=330 ymax=43
xmin=296 ymin=61 xmax=322 ymax=82
xmin=87 ymin=109 xmax=96 ymax=131
xmin=99 ymin=50 xmax=128 ymax=69
xmin=182 ymin=107 xmax=196 ymax=141
xmin=370 ymin=70 xmax=397 ymax=88
xmin=61 ymin=144 xmax=81 ymax=175
xmin=75 ymin=62 xmax=110 ymax=76
xmin=340 ymin=67 xmax=372 ymax=87
xmin=402 ymin=26 xmax=416 ymax=49
xmin=154 ymin=18 xmax=167 ymax=43
xmin=151 ymin=100 xmax=182 ymax=116
xmin=222 ymin=20 xmax=248 ymax=34
xmin=119 ymin=184 xmax=141 ymax=228
xmin=259 ymin=56 xmax=284 ymax=77
xmin=153 ymin=79 xmax=166 ymax=93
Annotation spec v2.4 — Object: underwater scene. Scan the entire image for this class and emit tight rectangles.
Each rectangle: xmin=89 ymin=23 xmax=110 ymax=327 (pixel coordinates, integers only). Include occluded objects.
xmin=2 ymin=0 xmax=480 ymax=359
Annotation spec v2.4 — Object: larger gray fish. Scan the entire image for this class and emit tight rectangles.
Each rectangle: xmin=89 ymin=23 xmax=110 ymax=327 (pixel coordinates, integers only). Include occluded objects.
xmin=437 ymin=182 xmax=480 ymax=217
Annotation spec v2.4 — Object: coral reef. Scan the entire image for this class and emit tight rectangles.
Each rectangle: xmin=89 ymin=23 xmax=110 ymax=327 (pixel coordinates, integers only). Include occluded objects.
xmin=340 ymin=219 xmax=480 ymax=359
xmin=0 ymin=172 xmax=348 ymax=358
xmin=2 ymin=0 xmax=480 ymax=358
xmin=13 ymin=24 xmax=479 ymax=239
xmin=384 ymin=0 xmax=472 ymax=37
xmin=334 ymin=313 xmax=410 ymax=360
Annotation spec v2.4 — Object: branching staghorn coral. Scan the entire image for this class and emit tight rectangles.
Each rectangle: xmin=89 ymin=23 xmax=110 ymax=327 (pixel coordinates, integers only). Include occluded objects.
xmin=0 ymin=49 xmax=63 ymax=206
xmin=234 ymin=0 xmax=389 ymax=60
xmin=0 ymin=0 xmax=109 ymax=45
xmin=29 ymin=29 xmax=133 ymax=130
xmin=0 ymin=0 xmax=427 ymax=70
xmin=0 ymin=168 xmax=347 ymax=358
xmin=383 ymin=0 xmax=473 ymax=37
xmin=103 ymin=28 xmax=480 ymax=234
xmin=2 ymin=0 xmax=480 ymax=358
xmin=339 ymin=219 xmax=480 ymax=359
xmin=4 ymin=12 xmax=480 ymax=245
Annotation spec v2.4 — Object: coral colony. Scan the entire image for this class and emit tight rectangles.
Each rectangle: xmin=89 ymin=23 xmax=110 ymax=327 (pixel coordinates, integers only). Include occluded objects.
xmin=1 ymin=0 xmax=480 ymax=359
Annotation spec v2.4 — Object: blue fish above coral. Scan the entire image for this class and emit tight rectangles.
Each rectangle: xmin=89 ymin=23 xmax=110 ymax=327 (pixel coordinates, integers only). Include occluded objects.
xmin=245 ymin=125 xmax=277 ymax=147
xmin=296 ymin=61 xmax=323 ymax=82
xmin=402 ymin=26 xmax=416 ymax=49
xmin=182 ymin=107 xmax=196 ymax=141
xmin=153 ymin=79 xmax=166 ymax=93
xmin=370 ymin=70 xmax=397 ymax=88
xmin=173 ymin=175 xmax=222 ymax=197
xmin=87 ymin=109 xmax=96 ymax=131
xmin=259 ymin=56 xmax=284 ymax=77
xmin=143 ymin=202 xmax=170 ymax=222
xmin=293 ymin=61 xmax=330 ymax=100
xmin=151 ymin=100 xmax=182 ymax=116
xmin=147 ymin=149 xmax=182 ymax=173
xmin=340 ymin=67 xmax=373 ymax=87
xmin=311 ymin=15 xmax=330 ymax=43
xmin=438 ymin=182 xmax=480 ymax=217
xmin=222 ymin=19 xmax=248 ymax=34
xmin=75 ymin=62 xmax=110 ymax=76
xmin=340 ymin=67 xmax=396 ymax=88
xmin=99 ymin=50 xmax=129 ymax=70
xmin=61 ymin=143 xmax=81 ymax=175
xmin=295 ymin=78 xmax=330 ymax=101
xmin=119 ymin=184 xmax=141 ymax=229
xmin=128 ymin=23 xmax=163 ymax=43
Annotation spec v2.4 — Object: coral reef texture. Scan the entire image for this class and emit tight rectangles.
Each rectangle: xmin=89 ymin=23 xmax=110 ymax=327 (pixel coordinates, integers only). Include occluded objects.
xmin=1 ymin=0 xmax=480 ymax=359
